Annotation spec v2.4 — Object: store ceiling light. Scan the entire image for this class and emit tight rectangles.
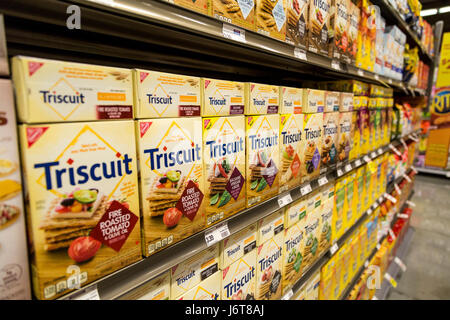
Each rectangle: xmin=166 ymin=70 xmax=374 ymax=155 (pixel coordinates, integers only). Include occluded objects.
xmin=439 ymin=6 xmax=450 ymax=14
xmin=420 ymin=8 xmax=438 ymax=16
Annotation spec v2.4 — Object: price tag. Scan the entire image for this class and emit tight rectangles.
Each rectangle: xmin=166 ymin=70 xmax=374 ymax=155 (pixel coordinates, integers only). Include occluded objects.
xmin=394 ymin=184 xmax=402 ymax=195
xmin=363 ymin=155 xmax=371 ymax=163
xmin=294 ymin=47 xmax=307 ymax=61
xmin=397 ymin=213 xmax=409 ymax=219
xmin=403 ymin=174 xmax=412 ymax=183
xmin=330 ymin=243 xmax=339 ymax=255
xmin=357 ymin=69 xmax=364 ymax=76
xmin=364 ymin=260 xmax=369 ymax=268
xmin=400 ymin=138 xmax=408 ymax=150
xmin=331 ymin=60 xmax=340 ymax=70
xmin=278 ymin=192 xmax=293 ymax=208
xmin=222 ymin=23 xmax=246 ymax=43
xmin=394 ymin=257 xmax=407 ymax=272
xmin=282 ymin=289 xmax=294 ymax=300
xmin=367 ymin=208 xmax=373 ymax=215
xmin=205 ymin=222 xmax=230 ymax=247
xmin=384 ymin=273 xmax=398 ymax=288
xmin=300 ymin=183 xmax=312 ymax=196
xmin=66 ymin=285 xmax=100 ymax=300
xmin=406 ymin=200 xmax=416 ymax=207
xmin=411 ymin=166 xmax=418 ymax=174
xmin=377 ymin=148 xmax=383 ymax=155
xmin=376 ymin=243 xmax=381 ymax=250
xmin=345 ymin=163 xmax=353 ymax=172
xmin=384 ymin=193 xmax=397 ymax=203
xmin=388 ymin=228 xmax=396 ymax=241
xmin=355 ymin=159 xmax=362 ymax=167
xmin=370 ymin=151 xmax=377 ymax=159
xmin=374 ymin=74 xmax=380 ymax=80
xmin=337 ymin=168 xmax=344 ymax=177
xmin=388 ymin=78 xmax=393 ymax=84
xmin=318 ymin=175 xmax=329 ymax=186
xmin=389 ymin=144 xmax=401 ymax=156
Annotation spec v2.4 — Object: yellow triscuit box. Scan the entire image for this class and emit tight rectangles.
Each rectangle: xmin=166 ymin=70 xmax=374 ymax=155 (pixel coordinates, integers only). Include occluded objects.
xmin=318 ymin=198 xmax=333 ymax=253
xmin=255 ymin=0 xmax=287 ymax=41
xmin=284 ymin=197 xmax=307 ymax=230
xmin=201 ymin=78 xmax=245 ymax=116
xmin=170 ymin=244 xmax=220 ymax=300
xmin=134 ymin=69 xmax=201 ymax=118
xmin=280 ymin=86 xmax=303 ymax=114
xmin=256 ymin=209 xmax=284 ymax=246
xmin=221 ymin=249 xmax=257 ymax=300
xmin=301 ymin=113 xmax=323 ymax=182
xmin=19 ymin=120 xmax=142 ymax=300
xmin=302 ymin=89 xmax=325 ymax=113
xmin=245 ymin=83 xmax=279 ymax=115
xmin=220 ymin=223 xmax=257 ymax=269
xmin=209 ymin=0 xmax=255 ymax=30
xmin=118 ymin=271 xmax=170 ymax=300
xmin=325 ymin=91 xmax=340 ymax=113
xmin=12 ymin=56 xmax=134 ymax=123
xmin=177 ymin=271 xmax=221 ymax=300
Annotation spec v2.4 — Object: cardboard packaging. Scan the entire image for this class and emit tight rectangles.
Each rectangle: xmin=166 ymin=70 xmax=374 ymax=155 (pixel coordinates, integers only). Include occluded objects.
xmin=333 ymin=176 xmax=346 ymax=240
xmin=246 ymin=115 xmax=280 ymax=207
xmin=347 ymin=1 xmax=360 ymax=64
xmin=170 ymin=244 xmax=219 ymax=299
xmin=256 ymin=229 xmax=283 ymax=300
xmin=167 ymin=0 xmax=209 ymax=15
xmin=136 ymin=118 xmax=205 ymax=256
xmin=203 ymin=116 xmax=246 ymax=226
xmin=255 ymin=0 xmax=288 ymax=41
xmin=209 ymin=0 xmax=255 ymax=30
xmin=201 ymin=78 xmax=245 ymax=116
xmin=279 ymin=113 xmax=304 ymax=193
xmin=0 ymin=79 xmax=31 ymax=300
xmin=221 ymin=249 xmax=257 ymax=300
xmin=12 ymin=56 xmax=133 ymax=123
xmin=350 ymin=111 xmax=361 ymax=160
xmin=220 ymin=223 xmax=257 ymax=268
xmin=305 ymin=270 xmax=320 ymax=300
xmin=301 ymin=113 xmax=323 ymax=182
xmin=337 ymin=112 xmax=352 ymax=163
xmin=245 ymin=83 xmax=279 ymax=115
xmin=319 ymin=196 xmax=333 ymax=252
xmin=284 ymin=197 xmax=307 ymax=230
xmin=329 ymin=0 xmax=350 ymax=62
xmin=344 ymin=172 xmax=356 ymax=231
xmin=134 ymin=69 xmax=201 ymax=118
xmin=322 ymin=112 xmax=339 ymax=171
xmin=257 ymin=209 xmax=284 ymax=245
xmin=339 ymin=92 xmax=354 ymax=112
xmin=303 ymin=204 xmax=320 ymax=268
xmin=19 ymin=120 xmax=142 ymax=300
xmin=324 ymin=91 xmax=340 ymax=113
xmin=307 ymin=0 xmax=332 ymax=56
xmin=118 ymin=271 xmax=170 ymax=300
xmin=302 ymin=89 xmax=325 ymax=113
xmin=280 ymin=86 xmax=303 ymax=114
xmin=285 ymin=0 xmax=309 ymax=48
xmin=177 ymin=271 xmax=221 ymax=300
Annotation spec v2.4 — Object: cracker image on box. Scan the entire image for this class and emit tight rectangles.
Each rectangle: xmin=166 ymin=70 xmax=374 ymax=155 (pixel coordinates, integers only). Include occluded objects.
xmin=12 ymin=56 xmax=133 ymax=123
xmin=178 ymin=271 xmax=221 ymax=300
xmin=222 ymin=249 xmax=257 ymax=300
xmin=303 ymin=207 xmax=320 ymax=267
xmin=220 ymin=223 xmax=257 ymax=268
xmin=118 ymin=271 xmax=170 ymax=300
xmin=303 ymin=89 xmax=325 ymax=113
xmin=279 ymin=113 xmax=304 ymax=192
xmin=19 ymin=120 xmax=141 ymax=300
xmin=301 ymin=113 xmax=323 ymax=182
xmin=255 ymin=0 xmax=287 ymax=41
xmin=322 ymin=112 xmax=339 ymax=170
xmin=319 ymin=198 xmax=333 ymax=252
xmin=136 ymin=118 xmax=205 ymax=256
xmin=286 ymin=0 xmax=309 ymax=47
xmin=282 ymin=219 xmax=306 ymax=294
xmin=337 ymin=112 xmax=352 ymax=162
xmin=325 ymin=91 xmax=340 ymax=113
xmin=170 ymin=244 xmax=219 ymax=299
xmin=167 ymin=0 xmax=209 ymax=15
xmin=307 ymin=0 xmax=332 ymax=56
xmin=280 ymin=86 xmax=303 ymax=114
xmin=246 ymin=115 xmax=280 ymax=207
xmin=245 ymin=83 xmax=279 ymax=115
xmin=203 ymin=116 xmax=245 ymax=226
xmin=210 ymin=0 xmax=255 ymax=30
xmin=134 ymin=69 xmax=200 ymax=118
xmin=256 ymin=230 xmax=283 ymax=300
xmin=201 ymin=78 xmax=245 ymax=116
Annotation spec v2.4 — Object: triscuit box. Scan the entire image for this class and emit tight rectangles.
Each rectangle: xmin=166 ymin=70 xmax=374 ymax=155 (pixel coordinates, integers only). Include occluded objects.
xmin=256 ymin=230 xmax=283 ymax=300
xmin=303 ymin=205 xmax=320 ymax=268
xmin=333 ymin=176 xmax=346 ymax=240
xmin=12 ymin=56 xmax=133 ymax=123
xmin=136 ymin=118 xmax=205 ymax=257
xmin=347 ymin=1 xmax=360 ymax=64
xmin=329 ymin=0 xmax=350 ymax=62
xmin=318 ymin=198 xmax=333 ymax=252
xmin=257 ymin=209 xmax=284 ymax=245
xmin=344 ymin=172 xmax=356 ymax=232
xmin=245 ymin=83 xmax=279 ymax=115
xmin=209 ymin=0 xmax=255 ymax=30
xmin=279 ymin=113 xmax=304 ymax=192
xmin=322 ymin=112 xmax=339 ymax=171
xmin=305 ymin=270 xmax=320 ymax=300
xmin=354 ymin=166 xmax=365 ymax=220
xmin=177 ymin=271 xmax=221 ymax=300
xmin=280 ymin=86 xmax=303 ymax=114
xmin=221 ymin=249 xmax=257 ymax=300
xmin=203 ymin=116 xmax=246 ymax=226
xmin=134 ymin=69 xmax=200 ymax=118
xmin=284 ymin=197 xmax=307 ymax=229
xmin=350 ymin=111 xmax=361 ymax=160
xmin=255 ymin=0 xmax=287 ymax=41
xmin=307 ymin=0 xmax=332 ymax=56
xmin=325 ymin=91 xmax=340 ymax=113
xmin=302 ymin=89 xmax=325 ymax=113
xmin=246 ymin=115 xmax=280 ymax=207
xmin=118 ymin=271 xmax=170 ymax=300
xmin=301 ymin=113 xmax=323 ymax=182
xmin=167 ymin=0 xmax=208 ymax=15
xmin=19 ymin=120 xmax=142 ymax=300
xmin=220 ymin=223 xmax=257 ymax=268
xmin=337 ymin=111 xmax=352 ymax=163
xmin=0 ymin=79 xmax=31 ymax=300
xmin=201 ymin=78 xmax=245 ymax=116
xmin=339 ymin=92 xmax=354 ymax=112
xmin=285 ymin=0 xmax=309 ymax=48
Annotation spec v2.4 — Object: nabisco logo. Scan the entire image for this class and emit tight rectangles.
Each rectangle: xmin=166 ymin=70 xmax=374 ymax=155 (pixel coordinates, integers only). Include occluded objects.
xmin=26 ymin=127 xmax=49 ymax=148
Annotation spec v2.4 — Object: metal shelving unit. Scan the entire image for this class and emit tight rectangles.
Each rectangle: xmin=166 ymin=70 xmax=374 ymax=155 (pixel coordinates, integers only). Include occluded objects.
xmin=416 ymin=167 xmax=450 ymax=178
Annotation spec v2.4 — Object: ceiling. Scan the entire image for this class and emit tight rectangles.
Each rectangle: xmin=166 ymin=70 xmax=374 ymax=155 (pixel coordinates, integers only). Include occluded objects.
xmin=421 ymin=0 xmax=449 ymax=33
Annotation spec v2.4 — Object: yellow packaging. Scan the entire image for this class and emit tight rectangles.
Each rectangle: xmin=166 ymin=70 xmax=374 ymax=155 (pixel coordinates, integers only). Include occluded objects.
xmin=246 ymin=115 xmax=280 ymax=207
xmin=168 ymin=0 xmax=209 ymax=15
xmin=337 ymin=112 xmax=352 ymax=163
xmin=201 ymin=78 xmax=245 ymax=116
xmin=209 ymin=0 xmax=255 ymax=30
xmin=363 ymin=163 xmax=372 ymax=212
xmin=303 ymin=206 xmax=321 ymax=268
xmin=170 ymin=244 xmax=219 ymax=299
xmin=203 ymin=116 xmax=246 ymax=225
xmin=354 ymin=166 xmax=365 ymax=219
xmin=279 ymin=113 xmax=304 ymax=192
xmin=136 ymin=118 xmax=205 ymax=256
xmin=339 ymin=92 xmax=354 ymax=112
xmin=344 ymin=172 xmax=356 ymax=231
xmin=333 ymin=176 xmax=346 ymax=240
xmin=178 ymin=271 xmax=221 ymax=300
xmin=301 ymin=113 xmax=323 ymax=182
xmin=284 ymin=197 xmax=307 ymax=230
xmin=220 ymin=223 xmax=257 ymax=268
xmin=245 ymin=83 xmax=279 ymax=115
xmin=19 ymin=121 xmax=141 ymax=300
xmin=325 ymin=91 xmax=340 ymax=113
xmin=134 ymin=69 xmax=200 ymax=119
xmin=322 ymin=112 xmax=339 ymax=171
xmin=285 ymin=0 xmax=309 ymax=48
xmin=349 ymin=236 xmax=360 ymax=280
xmin=280 ymin=86 xmax=303 ymax=114
xmin=255 ymin=0 xmax=287 ymax=41
xmin=305 ymin=270 xmax=320 ymax=300
xmin=302 ymin=89 xmax=325 ymax=113
xmin=257 ymin=209 xmax=284 ymax=245
xmin=12 ymin=56 xmax=133 ymax=123
xmin=221 ymin=249 xmax=257 ymax=300
xmin=118 ymin=270 xmax=170 ymax=300
xmin=333 ymin=248 xmax=344 ymax=298
xmin=256 ymin=230 xmax=283 ymax=300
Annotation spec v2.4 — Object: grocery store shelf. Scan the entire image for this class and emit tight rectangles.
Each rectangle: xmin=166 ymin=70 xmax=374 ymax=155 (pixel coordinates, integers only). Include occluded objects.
xmin=375 ymin=227 xmax=415 ymax=300
xmin=416 ymin=167 xmax=450 ymax=178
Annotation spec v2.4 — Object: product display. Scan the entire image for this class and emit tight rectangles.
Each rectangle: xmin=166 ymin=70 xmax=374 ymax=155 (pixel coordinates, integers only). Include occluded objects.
xmin=255 ymin=0 xmax=287 ymax=41
xmin=201 ymin=78 xmax=245 ymax=116
xmin=245 ymin=83 xmax=279 ymax=115
xmin=307 ymin=0 xmax=331 ymax=56
xmin=209 ymin=0 xmax=255 ymax=30
xmin=301 ymin=113 xmax=323 ymax=182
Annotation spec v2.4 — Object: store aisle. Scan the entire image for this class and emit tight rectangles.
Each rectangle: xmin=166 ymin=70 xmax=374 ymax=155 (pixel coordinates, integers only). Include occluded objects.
xmin=388 ymin=174 xmax=450 ymax=300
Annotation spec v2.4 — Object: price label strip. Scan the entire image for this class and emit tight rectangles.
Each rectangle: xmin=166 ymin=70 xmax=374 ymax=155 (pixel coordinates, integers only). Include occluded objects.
xmin=331 ymin=59 xmax=340 ymax=70
xmin=318 ymin=175 xmax=329 ymax=186
xmin=355 ymin=159 xmax=362 ymax=167
xmin=345 ymin=163 xmax=353 ymax=172
xmin=278 ymin=192 xmax=293 ymax=208
xmin=394 ymin=257 xmax=407 ymax=272
xmin=406 ymin=200 xmax=416 ymax=207
xmin=389 ymin=144 xmax=402 ymax=156
xmin=366 ymin=207 xmax=373 ymax=216
xmin=403 ymin=174 xmax=412 ymax=183
xmin=205 ymin=222 xmax=230 ymax=247
xmin=282 ymin=289 xmax=294 ymax=300
xmin=377 ymin=148 xmax=383 ymax=156
xmin=394 ymin=183 xmax=402 ymax=195
xmin=384 ymin=193 xmax=397 ymax=204
xmin=363 ymin=155 xmax=371 ymax=163
xmin=337 ymin=168 xmax=344 ymax=177
xmin=222 ymin=23 xmax=246 ymax=43
xmin=330 ymin=243 xmax=339 ymax=255
xmin=65 ymin=285 xmax=100 ymax=300
xmin=300 ymin=183 xmax=312 ymax=196
xmin=357 ymin=69 xmax=364 ymax=76
xmin=384 ymin=273 xmax=398 ymax=288
xmin=294 ymin=47 xmax=307 ymax=61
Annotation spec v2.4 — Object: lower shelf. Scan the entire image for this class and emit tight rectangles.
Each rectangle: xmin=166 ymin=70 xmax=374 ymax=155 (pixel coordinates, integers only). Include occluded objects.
xmin=416 ymin=167 xmax=450 ymax=178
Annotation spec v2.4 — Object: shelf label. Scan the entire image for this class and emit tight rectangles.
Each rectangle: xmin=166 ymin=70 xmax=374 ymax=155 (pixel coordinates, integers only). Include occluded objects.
xmin=374 ymin=74 xmax=380 ymax=80
xmin=318 ymin=175 xmax=329 ymax=186
xmin=406 ymin=200 xmax=416 ymax=207
xmin=389 ymin=144 xmax=401 ymax=156
xmin=394 ymin=257 xmax=407 ymax=272
xmin=403 ymin=174 xmax=412 ymax=183
xmin=222 ymin=23 xmax=246 ymax=43
xmin=355 ymin=159 xmax=362 ymax=167
xmin=363 ymin=155 xmax=371 ymax=163
xmin=397 ymin=213 xmax=409 ymax=219
xmin=294 ymin=47 xmax=307 ymax=61
xmin=345 ymin=163 xmax=353 ymax=172
xmin=357 ymin=69 xmax=364 ymax=76
xmin=376 ymin=243 xmax=381 ymax=250
xmin=331 ymin=59 xmax=340 ymax=70
xmin=384 ymin=273 xmax=398 ymax=288
xmin=281 ymin=289 xmax=294 ymax=300
xmin=205 ymin=222 xmax=230 ymax=247
xmin=65 ymin=285 xmax=100 ymax=300
xmin=384 ymin=193 xmax=397 ymax=203
xmin=337 ymin=168 xmax=344 ymax=177
xmin=278 ymin=192 xmax=293 ymax=208
xmin=388 ymin=78 xmax=393 ymax=84
xmin=411 ymin=166 xmax=418 ymax=174
xmin=377 ymin=148 xmax=383 ymax=155
xmin=330 ymin=243 xmax=339 ymax=255
xmin=394 ymin=184 xmax=402 ymax=195
xmin=400 ymin=138 xmax=408 ymax=150
xmin=300 ymin=183 xmax=312 ymax=196
xmin=388 ymin=228 xmax=396 ymax=241
xmin=364 ymin=260 xmax=369 ymax=268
